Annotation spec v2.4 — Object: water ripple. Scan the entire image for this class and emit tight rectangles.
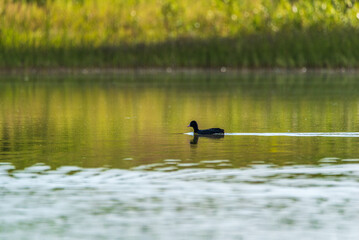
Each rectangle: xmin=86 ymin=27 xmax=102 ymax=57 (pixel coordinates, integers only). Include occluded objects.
xmin=1 ymin=163 xmax=359 ymax=240
xmin=186 ymin=132 xmax=359 ymax=137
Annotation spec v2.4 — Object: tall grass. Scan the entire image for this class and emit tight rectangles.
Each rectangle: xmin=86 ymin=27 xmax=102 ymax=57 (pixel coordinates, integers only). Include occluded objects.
xmin=1 ymin=0 xmax=359 ymax=68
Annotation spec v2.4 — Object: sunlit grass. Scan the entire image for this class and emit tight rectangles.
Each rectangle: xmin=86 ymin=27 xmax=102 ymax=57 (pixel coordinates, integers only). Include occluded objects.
xmin=0 ymin=0 xmax=359 ymax=68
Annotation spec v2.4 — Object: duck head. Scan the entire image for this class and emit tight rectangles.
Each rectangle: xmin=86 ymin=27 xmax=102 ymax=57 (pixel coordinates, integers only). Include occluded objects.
xmin=187 ymin=120 xmax=199 ymax=133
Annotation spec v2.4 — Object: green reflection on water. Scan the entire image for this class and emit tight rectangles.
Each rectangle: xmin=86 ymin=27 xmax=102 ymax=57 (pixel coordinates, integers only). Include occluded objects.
xmin=1 ymin=73 xmax=359 ymax=169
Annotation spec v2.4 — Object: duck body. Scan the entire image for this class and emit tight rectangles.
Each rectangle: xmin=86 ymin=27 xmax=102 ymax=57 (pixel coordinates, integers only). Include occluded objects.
xmin=197 ymin=128 xmax=225 ymax=135
xmin=188 ymin=120 xmax=224 ymax=135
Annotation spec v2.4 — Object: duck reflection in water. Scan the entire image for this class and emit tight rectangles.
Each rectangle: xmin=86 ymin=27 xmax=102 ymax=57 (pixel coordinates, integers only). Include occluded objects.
xmin=190 ymin=134 xmax=224 ymax=144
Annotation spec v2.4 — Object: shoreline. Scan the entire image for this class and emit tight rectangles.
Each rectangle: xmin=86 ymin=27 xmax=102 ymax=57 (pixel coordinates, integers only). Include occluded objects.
xmin=1 ymin=67 xmax=359 ymax=76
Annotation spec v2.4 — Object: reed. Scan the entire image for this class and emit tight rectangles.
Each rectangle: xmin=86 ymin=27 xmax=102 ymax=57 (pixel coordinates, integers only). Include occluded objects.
xmin=0 ymin=0 xmax=359 ymax=68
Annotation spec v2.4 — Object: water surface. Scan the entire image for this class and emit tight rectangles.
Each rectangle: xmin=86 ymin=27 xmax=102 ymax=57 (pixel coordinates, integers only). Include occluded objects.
xmin=1 ymin=72 xmax=359 ymax=239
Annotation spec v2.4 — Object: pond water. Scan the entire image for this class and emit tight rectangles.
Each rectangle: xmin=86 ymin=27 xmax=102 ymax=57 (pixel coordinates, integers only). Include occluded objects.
xmin=1 ymin=72 xmax=359 ymax=239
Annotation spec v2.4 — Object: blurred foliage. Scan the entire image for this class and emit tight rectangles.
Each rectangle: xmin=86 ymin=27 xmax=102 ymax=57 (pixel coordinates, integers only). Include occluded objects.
xmin=0 ymin=0 xmax=358 ymax=67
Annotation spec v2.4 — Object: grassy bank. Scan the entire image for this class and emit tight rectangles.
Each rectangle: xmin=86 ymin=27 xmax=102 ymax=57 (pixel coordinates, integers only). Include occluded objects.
xmin=1 ymin=0 xmax=359 ymax=68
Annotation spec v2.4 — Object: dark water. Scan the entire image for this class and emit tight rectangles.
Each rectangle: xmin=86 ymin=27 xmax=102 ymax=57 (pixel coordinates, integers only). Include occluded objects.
xmin=2 ymin=73 xmax=359 ymax=169
xmin=1 ymin=72 xmax=359 ymax=239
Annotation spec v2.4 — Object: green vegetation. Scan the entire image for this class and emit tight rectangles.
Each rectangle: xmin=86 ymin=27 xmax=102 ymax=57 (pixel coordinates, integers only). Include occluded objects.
xmin=1 ymin=0 xmax=359 ymax=68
